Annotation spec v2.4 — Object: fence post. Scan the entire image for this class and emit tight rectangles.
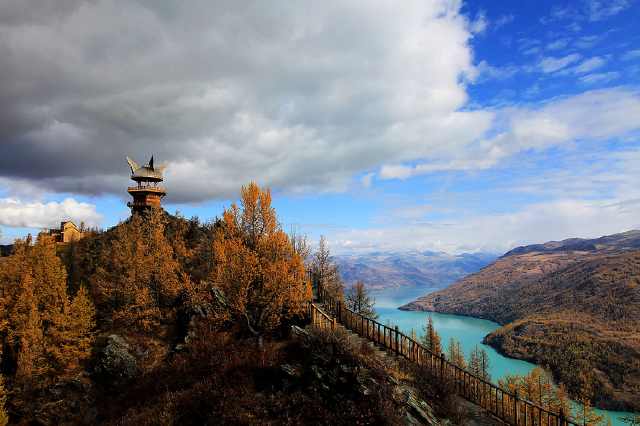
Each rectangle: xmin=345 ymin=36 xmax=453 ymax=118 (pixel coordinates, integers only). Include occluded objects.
xmin=411 ymin=330 xmax=416 ymax=361
xmin=513 ymin=389 xmax=519 ymax=426
xmin=332 ymin=317 xmax=336 ymax=331
xmin=394 ymin=326 xmax=400 ymax=355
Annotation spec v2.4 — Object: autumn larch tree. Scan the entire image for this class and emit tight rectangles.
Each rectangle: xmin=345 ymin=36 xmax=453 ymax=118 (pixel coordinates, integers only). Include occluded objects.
xmin=92 ymin=208 xmax=181 ymax=331
xmin=469 ymin=345 xmax=491 ymax=382
xmin=310 ymin=236 xmax=344 ymax=300
xmin=0 ymin=374 xmax=7 ymax=426
xmin=211 ymin=182 xmax=312 ymax=335
xmin=345 ymin=281 xmax=378 ymax=319
xmin=499 ymin=368 xmax=576 ymax=422
xmin=447 ymin=337 xmax=466 ymax=369
xmin=421 ymin=315 xmax=442 ymax=355
xmin=0 ymin=234 xmax=95 ymax=419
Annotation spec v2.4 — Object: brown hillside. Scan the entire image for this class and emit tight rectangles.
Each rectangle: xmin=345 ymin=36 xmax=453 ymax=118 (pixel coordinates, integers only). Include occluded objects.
xmin=401 ymin=242 xmax=640 ymax=411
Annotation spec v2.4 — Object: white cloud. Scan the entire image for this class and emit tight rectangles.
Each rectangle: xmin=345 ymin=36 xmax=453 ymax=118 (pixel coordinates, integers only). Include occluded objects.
xmin=572 ymin=56 xmax=606 ymax=74
xmin=518 ymin=38 xmax=541 ymax=55
xmin=470 ymin=11 xmax=488 ymax=35
xmin=546 ymin=38 xmax=570 ymax=51
xmin=553 ymin=56 xmax=608 ymax=76
xmin=0 ymin=0 xmax=493 ymax=203
xmin=523 ymin=46 xmax=542 ymax=56
xmin=622 ymin=49 xmax=640 ymax=61
xmin=568 ymin=22 xmax=582 ymax=32
xmin=586 ymin=0 xmax=631 ymax=21
xmin=539 ymin=54 xmax=582 ymax=73
xmin=494 ymin=14 xmax=514 ymax=29
xmin=503 ymin=88 xmax=640 ymax=148
xmin=334 ymin=145 xmax=640 ymax=254
xmin=540 ymin=0 xmax=630 ymax=24
xmin=327 ymin=198 xmax=640 ymax=254
xmin=574 ymin=34 xmax=604 ymax=49
xmin=476 ymin=60 xmax=518 ymax=81
xmin=360 ymin=173 xmax=374 ymax=188
xmin=579 ymin=72 xmax=619 ymax=84
xmin=378 ymin=88 xmax=640 ymax=180
xmin=0 ymin=198 xmax=102 ymax=229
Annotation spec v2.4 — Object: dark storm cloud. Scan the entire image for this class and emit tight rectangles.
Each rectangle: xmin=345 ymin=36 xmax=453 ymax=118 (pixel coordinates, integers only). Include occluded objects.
xmin=0 ymin=0 xmax=486 ymax=203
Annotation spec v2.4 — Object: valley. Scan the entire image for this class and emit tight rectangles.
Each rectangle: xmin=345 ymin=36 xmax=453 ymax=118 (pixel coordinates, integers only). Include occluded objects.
xmin=336 ymin=251 xmax=496 ymax=292
xmin=400 ymin=230 xmax=640 ymax=412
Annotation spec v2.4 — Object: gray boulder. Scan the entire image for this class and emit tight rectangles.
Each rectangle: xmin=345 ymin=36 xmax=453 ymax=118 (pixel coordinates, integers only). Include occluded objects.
xmin=94 ymin=334 xmax=138 ymax=385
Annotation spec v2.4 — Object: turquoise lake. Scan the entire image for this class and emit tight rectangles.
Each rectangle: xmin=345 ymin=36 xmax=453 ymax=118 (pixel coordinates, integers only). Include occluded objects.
xmin=372 ymin=286 xmax=635 ymax=426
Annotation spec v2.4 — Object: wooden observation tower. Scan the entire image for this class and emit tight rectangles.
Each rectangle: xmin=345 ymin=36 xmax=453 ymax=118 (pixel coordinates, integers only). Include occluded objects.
xmin=126 ymin=156 xmax=166 ymax=214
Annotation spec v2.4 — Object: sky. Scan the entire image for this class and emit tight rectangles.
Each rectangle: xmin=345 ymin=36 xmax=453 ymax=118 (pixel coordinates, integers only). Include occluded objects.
xmin=1 ymin=0 xmax=640 ymax=254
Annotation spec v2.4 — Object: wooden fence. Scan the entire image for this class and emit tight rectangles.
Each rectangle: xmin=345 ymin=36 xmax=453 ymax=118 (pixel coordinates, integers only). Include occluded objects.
xmin=308 ymin=302 xmax=337 ymax=331
xmin=313 ymin=285 xmax=578 ymax=426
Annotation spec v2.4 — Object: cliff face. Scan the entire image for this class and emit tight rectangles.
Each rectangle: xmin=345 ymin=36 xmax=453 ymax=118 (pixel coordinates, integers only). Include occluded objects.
xmin=400 ymin=230 xmax=640 ymax=411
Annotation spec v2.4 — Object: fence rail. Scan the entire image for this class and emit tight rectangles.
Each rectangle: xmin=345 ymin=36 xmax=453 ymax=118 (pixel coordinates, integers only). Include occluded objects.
xmin=308 ymin=302 xmax=337 ymax=331
xmin=312 ymin=284 xmax=578 ymax=426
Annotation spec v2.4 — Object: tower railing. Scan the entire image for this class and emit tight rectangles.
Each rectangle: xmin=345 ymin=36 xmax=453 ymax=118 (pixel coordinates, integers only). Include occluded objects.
xmin=127 ymin=185 xmax=166 ymax=192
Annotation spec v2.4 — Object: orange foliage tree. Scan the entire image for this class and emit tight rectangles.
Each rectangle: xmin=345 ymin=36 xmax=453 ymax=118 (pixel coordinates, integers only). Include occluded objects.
xmin=211 ymin=182 xmax=312 ymax=335
xmin=0 ymin=234 xmax=95 ymax=389
xmin=92 ymin=208 xmax=183 ymax=331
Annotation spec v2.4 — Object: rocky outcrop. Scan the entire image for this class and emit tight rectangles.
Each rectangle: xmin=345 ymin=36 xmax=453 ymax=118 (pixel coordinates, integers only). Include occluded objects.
xmin=94 ymin=334 xmax=138 ymax=386
xmin=290 ymin=325 xmax=442 ymax=425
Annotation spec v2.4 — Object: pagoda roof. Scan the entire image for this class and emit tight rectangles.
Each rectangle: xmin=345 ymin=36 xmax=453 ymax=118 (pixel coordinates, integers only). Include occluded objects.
xmin=127 ymin=156 xmax=165 ymax=182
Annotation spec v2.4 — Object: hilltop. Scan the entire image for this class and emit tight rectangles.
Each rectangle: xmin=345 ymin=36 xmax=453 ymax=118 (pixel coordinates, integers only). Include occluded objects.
xmin=401 ymin=230 xmax=640 ymax=411
xmin=0 ymin=183 xmax=489 ymax=425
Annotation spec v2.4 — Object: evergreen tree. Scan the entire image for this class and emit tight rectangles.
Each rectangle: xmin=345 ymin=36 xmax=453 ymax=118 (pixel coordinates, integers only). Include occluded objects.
xmin=345 ymin=281 xmax=378 ymax=319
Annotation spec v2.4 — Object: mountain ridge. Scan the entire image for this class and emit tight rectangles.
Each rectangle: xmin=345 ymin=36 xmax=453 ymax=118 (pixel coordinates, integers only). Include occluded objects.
xmin=335 ymin=250 xmax=497 ymax=292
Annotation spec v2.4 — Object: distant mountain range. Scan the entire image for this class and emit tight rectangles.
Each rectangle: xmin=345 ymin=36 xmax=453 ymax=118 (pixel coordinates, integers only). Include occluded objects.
xmin=401 ymin=229 xmax=640 ymax=412
xmin=335 ymin=251 xmax=497 ymax=292
xmin=502 ymin=229 xmax=640 ymax=256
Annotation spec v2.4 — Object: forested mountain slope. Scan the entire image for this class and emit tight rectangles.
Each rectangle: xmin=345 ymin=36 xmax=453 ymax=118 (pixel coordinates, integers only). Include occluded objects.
xmin=401 ymin=231 xmax=640 ymax=411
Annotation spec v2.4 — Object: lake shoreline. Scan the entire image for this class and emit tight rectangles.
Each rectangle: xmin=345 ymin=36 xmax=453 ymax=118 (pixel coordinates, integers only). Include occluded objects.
xmin=399 ymin=301 xmax=508 ymax=326
xmin=394 ymin=304 xmax=639 ymax=416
